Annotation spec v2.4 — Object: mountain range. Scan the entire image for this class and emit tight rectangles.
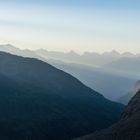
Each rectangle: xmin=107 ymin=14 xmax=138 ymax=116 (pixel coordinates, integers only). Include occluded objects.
xmin=104 ymin=57 xmax=140 ymax=77
xmin=0 ymin=44 xmax=137 ymax=101
xmin=49 ymin=61 xmax=136 ymax=100
xmin=1 ymin=44 xmax=139 ymax=67
xmin=0 ymin=51 xmax=124 ymax=140
xmin=35 ymin=48 xmax=138 ymax=67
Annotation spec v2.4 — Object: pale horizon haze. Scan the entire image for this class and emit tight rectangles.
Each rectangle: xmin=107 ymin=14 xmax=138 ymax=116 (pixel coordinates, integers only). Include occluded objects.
xmin=0 ymin=0 xmax=140 ymax=53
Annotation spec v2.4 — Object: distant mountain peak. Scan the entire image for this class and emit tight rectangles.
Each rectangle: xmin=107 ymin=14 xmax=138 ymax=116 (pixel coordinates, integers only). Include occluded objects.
xmin=68 ymin=50 xmax=79 ymax=55
xmin=122 ymin=52 xmax=135 ymax=57
xmin=0 ymin=43 xmax=17 ymax=49
xmin=102 ymin=50 xmax=120 ymax=56
xmin=83 ymin=51 xmax=100 ymax=56
xmin=0 ymin=44 xmax=21 ymax=53
xmin=111 ymin=49 xmax=120 ymax=54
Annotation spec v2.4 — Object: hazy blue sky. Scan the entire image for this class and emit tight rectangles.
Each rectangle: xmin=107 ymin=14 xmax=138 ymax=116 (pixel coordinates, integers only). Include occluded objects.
xmin=0 ymin=0 xmax=140 ymax=53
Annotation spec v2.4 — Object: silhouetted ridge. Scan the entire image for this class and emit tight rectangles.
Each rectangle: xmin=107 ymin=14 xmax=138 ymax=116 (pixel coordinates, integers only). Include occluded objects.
xmin=0 ymin=44 xmax=137 ymax=101
xmin=0 ymin=52 xmax=124 ymax=140
xmin=75 ymin=90 xmax=140 ymax=140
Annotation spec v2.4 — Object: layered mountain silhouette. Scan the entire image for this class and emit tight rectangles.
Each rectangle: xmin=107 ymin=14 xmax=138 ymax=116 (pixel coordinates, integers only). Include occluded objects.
xmin=35 ymin=49 xmax=137 ymax=67
xmin=0 ymin=44 xmax=39 ymax=58
xmin=105 ymin=57 xmax=140 ymax=77
xmin=0 ymin=52 xmax=124 ymax=140
xmin=0 ymin=44 xmax=138 ymax=68
xmin=0 ymin=44 xmax=137 ymax=101
xmin=49 ymin=61 xmax=135 ymax=100
xmin=118 ymin=81 xmax=140 ymax=105
xmin=35 ymin=49 xmax=119 ymax=66
xmin=75 ymin=89 xmax=140 ymax=140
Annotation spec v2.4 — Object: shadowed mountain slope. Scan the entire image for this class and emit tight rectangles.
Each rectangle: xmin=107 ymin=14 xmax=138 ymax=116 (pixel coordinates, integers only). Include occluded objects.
xmin=0 ymin=52 xmax=124 ymax=140
xmin=75 ymin=90 xmax=140 ymax=140
xmin=49 ymin=61 xmax=136 ymax=100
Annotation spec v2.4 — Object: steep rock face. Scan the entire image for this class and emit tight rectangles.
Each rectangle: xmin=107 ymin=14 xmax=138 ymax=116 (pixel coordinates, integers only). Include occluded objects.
xmin=75 ymin=90 xmax=140 ymax=140
xmin=0 ymin=52 xmax=124 ymax=140
xmin=118 ymin=80 xmax=140 ymax=105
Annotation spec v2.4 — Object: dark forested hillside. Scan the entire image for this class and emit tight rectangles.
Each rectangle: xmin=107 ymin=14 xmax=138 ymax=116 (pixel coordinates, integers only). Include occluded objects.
xmin=0 ymin=52 xmax=124 ymax=140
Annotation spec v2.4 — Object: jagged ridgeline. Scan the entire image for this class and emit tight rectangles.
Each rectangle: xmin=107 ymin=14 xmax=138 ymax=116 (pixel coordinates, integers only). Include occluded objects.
xmin=0 ymin=52 xmax=124 ymax=140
